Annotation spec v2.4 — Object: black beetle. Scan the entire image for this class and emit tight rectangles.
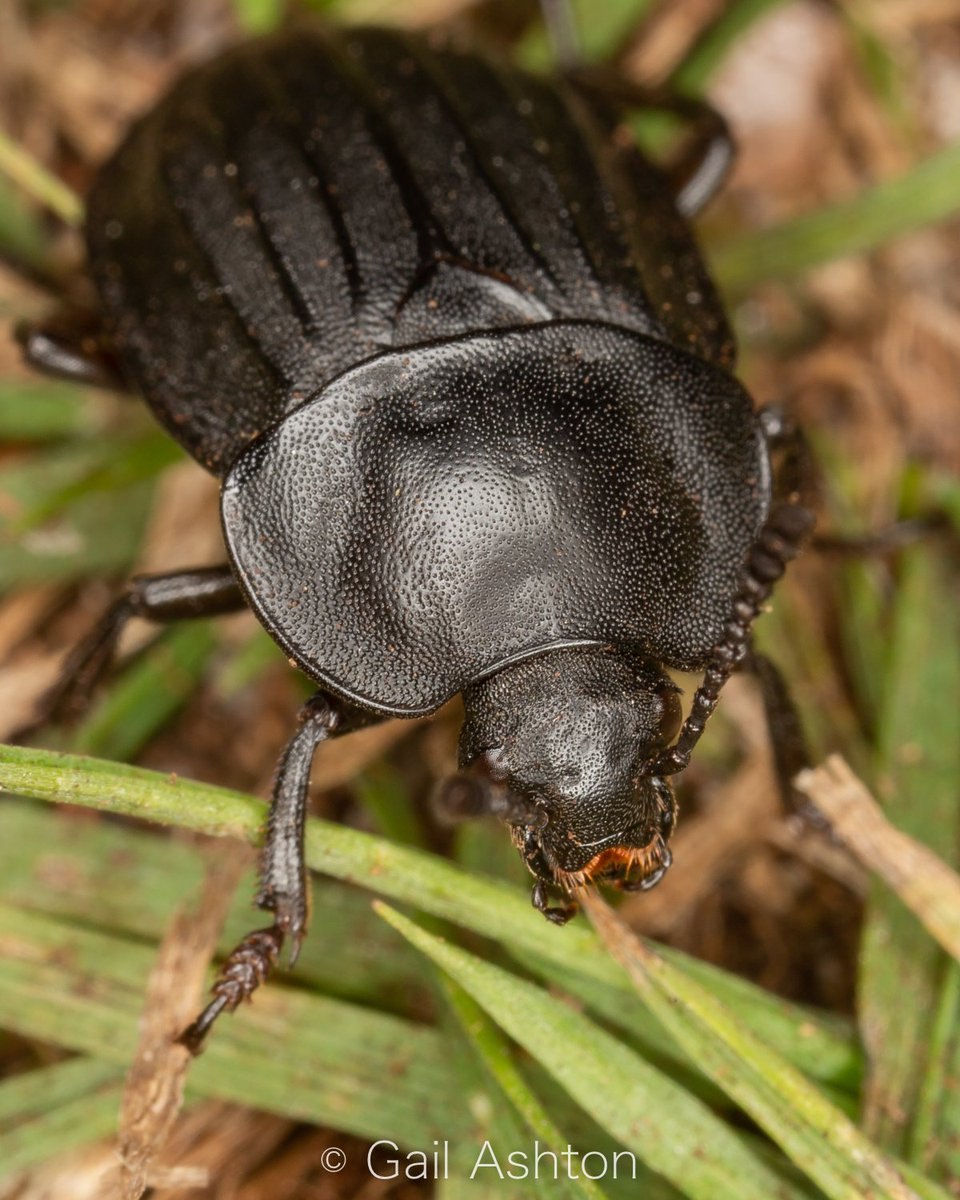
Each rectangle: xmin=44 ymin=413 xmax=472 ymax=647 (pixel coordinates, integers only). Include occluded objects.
xmin=19 ymin=22 xmax=812 ymax=1048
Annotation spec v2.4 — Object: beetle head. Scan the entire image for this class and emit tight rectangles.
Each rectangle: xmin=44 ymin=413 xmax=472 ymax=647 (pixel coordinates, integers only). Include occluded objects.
xmin=453 ymin=648 xmax=681 ymax=922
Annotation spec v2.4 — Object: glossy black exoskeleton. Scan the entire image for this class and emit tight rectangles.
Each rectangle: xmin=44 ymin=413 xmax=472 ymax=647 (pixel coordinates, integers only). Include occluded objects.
xmin=20 ymin=23 xmax=813 ymax=1047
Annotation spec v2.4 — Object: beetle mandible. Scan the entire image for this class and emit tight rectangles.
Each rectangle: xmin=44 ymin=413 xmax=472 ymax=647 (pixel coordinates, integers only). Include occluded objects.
xmin=19 ymin=21 xmax=813 ymax=1049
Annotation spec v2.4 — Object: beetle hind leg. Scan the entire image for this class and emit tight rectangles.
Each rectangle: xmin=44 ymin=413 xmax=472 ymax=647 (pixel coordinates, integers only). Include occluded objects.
xmin=565 ymin=67 xmax=735 ymax=217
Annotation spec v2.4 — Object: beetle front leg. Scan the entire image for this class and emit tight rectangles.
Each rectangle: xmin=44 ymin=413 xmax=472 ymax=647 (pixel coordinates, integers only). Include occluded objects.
xmin=434 ymin=772 xmax=578 ymax=924
xmin=179 ymin=693 xmax=347 ymax=1053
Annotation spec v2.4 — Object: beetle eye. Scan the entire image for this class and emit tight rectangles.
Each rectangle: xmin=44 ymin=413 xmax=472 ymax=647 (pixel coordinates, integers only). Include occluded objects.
xmin=653 ymin=686 xmax=683 ymax=749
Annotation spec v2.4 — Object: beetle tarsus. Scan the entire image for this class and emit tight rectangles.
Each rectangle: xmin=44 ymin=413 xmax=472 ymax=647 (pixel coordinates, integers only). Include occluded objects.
xmin=178 ymin=925 xmax=284 ymax=1054
xmin=254 ymin=885 xmax=309 ymax=969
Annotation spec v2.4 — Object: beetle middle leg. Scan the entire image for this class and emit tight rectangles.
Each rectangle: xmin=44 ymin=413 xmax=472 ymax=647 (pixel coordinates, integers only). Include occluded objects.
xmin=179 ymin=692 xmax=359 ymax=1051
xmin=760 ymin=406 xmax=951 ymax=557
xmin=741 ymin=649 xmax=832 ymax=831
xmin=17 ymin=565 xmax=244 ymax=736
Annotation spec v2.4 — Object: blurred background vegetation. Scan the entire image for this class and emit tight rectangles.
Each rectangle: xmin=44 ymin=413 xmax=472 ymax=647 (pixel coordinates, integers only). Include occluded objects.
xmin=0 ymin=0 xmax=959 ymax=1196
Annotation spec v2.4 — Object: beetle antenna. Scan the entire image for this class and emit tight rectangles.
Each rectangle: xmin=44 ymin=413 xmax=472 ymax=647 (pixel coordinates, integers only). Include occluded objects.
xmin=655 ymin=500 xmax=814 ymax=777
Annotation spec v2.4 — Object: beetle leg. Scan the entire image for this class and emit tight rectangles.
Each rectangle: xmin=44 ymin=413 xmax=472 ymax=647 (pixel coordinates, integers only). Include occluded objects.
xmin=532 ymin=878 xmax=579 ymax=925
xmin=759 ymin=405 xmax=817 ymax=502
xmin=760 ymin=406 xmax=950 ymax=557
xmin=742 ymin=650 xmax=830 ymax=831
xmin=517 ymin=828 xmax=578 ymax=924
xmin=668 ymin=110 xmax=735 ymax=218
xmin=564 ymin=67 xmax=734 ymax=217
xmin=179 ymin=693 xmax=345 ymax=1053
xmin=616 ymin=846 xmax=673 ymax=892
xmin=15 ymin=565 xmax=244 ymax=737
xmin=655 ymin=501 xmax=814 ymax=777
xmin=16 ymin=313 xmax=130 ymax=392
xmin=812 ymin=514 xmax=952 ymax=556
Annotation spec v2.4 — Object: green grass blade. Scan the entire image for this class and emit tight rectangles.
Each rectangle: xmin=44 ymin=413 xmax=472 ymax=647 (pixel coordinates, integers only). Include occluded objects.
xmin=11 ymin=430 xmax=182 ymax=533
xmin=432 ymin=997 xmax=596 ymax=1200
xmin=0 ymin=438 xmax=153 ymax=585
xmin=0 ymin=798 xmax=427 ymax=1017
xmin=354 ymin=761 xmax=427 ymax=848
xmin=0 ymin=382 xmax=99 ymax=443
xmin=0 ymin=901 xmax=473 ymax=1148
xmin=0 ymin=1057 xmax=122 ymax=1124
xmin=0 ymin=175 xmax=49 ymax=273
xmin=442 ymin=978 xmax=610 ymax=1200
xmin=520 ymin=945 xmax=857 ymax=1117
xmin=711 ymin=142 xmax=960 ymax=294
xmin=66 ymin=622 xmax=219 ymax=761
xmin=0 ymin=1081 xmax=124 ymax=1178
xmin=212 ymin=626 xmax=283 ymax=698
xmin=0 ymin=440 xmax=156 ymax=586
xmin=580 ymin=895 xmax=946 ymax=1200
xmin=377 ymin=903 xmax=808 ymax=1200
xmin=232 ymin=0 xmax=284 ymax=33
xmin=0 ymin=128 xmax=83 ymax=226
xmin=517 ymin=0 xmax=653 ymax=69
xmin=0 ymin=742 xmax=860 ymax=1096
xmin=928 ymin=472 xmax=960 ymax=536
xmin=670 ymin=0 xmax=786 ymax=92
xmin=858 ymin=544 xmax=960 ymax=1166
xmin=909 ymin=960 xmax=960 ymax=1176
xmin=0 ymin=886 xmax=658 ymax=1196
